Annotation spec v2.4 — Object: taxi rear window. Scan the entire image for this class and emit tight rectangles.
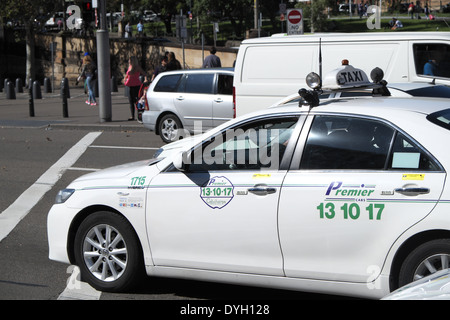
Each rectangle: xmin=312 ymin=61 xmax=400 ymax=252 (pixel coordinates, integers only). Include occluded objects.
xmin=427 ymin=109 xmax=450 ymax=131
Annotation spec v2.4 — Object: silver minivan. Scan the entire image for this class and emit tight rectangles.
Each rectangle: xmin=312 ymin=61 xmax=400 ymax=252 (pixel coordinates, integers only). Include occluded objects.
xmin=143 ymin=68 xmax=234 ymax=143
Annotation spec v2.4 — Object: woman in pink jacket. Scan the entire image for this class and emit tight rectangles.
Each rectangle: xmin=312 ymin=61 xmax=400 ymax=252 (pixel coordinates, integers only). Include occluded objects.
xmin=124 ymin=56 xmax=148 ymax=120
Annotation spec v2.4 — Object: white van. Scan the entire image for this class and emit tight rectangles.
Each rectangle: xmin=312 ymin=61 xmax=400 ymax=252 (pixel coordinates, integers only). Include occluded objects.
xmin=233 ymin=32 xmax=450 ymax=116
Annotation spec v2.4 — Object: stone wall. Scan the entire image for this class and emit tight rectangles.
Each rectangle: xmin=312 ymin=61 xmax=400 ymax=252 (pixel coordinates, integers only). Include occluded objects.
xmin=35 ymin=33 xmax=239 ymax=85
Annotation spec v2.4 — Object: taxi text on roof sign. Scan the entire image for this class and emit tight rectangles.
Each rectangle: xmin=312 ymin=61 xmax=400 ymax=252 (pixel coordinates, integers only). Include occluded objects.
xmin=322 ymin=59 xmax=372 ymax=90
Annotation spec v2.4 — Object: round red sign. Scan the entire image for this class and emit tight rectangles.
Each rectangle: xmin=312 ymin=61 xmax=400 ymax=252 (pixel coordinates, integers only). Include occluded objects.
xmin=288 ymin=10 xmax=302 ymax=24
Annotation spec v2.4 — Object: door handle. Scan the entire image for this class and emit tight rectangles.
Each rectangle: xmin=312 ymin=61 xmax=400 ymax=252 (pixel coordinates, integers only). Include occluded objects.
xmin=248 ymin=184 xmax=277 ymax=196
xmin=214 ymin=98 xmax=223 ymax=103
xmin=395 ymin=187 xmax=430 ymax=196
xmin=176 ymin=96 xmax=185 ymax=101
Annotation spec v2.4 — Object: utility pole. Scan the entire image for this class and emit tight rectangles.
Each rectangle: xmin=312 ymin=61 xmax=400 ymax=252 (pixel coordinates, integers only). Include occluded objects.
xmin=96 ymin=0 xmax=112 ymax=122
xmin=254 ymin=0 xmax=259 ymax=31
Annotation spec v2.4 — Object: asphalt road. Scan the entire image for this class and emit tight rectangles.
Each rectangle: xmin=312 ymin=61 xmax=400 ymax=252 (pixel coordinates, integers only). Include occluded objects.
xmin=0 ymin=125 xmax=347 ymax=305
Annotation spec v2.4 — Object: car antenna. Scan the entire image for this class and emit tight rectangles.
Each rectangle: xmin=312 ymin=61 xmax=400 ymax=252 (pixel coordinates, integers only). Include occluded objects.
xmin=319 ymin=38 xmax=322 ymax=88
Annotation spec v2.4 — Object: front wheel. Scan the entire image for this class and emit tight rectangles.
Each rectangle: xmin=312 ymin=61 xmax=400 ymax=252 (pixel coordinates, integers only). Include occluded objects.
xmin=74 ymin=211 xmax=145 ymax=292
xmin=158 ymin=114 xmax=183 ymax=143
xmin=398 ymin=239 xmax=450 ymax=288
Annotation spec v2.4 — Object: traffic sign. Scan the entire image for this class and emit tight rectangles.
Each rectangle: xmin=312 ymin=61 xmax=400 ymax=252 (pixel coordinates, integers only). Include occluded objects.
xmin=288 ymin=9 xmax=302 ymax=24
xmin=287 ymin=8 xmax=303 ymax=35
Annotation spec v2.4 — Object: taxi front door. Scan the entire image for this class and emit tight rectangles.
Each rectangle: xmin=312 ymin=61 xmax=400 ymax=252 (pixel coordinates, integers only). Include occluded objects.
xmin=146 ymin=115 xmax=300 ymax=275
xmin=277 ymin=115 xmax=446 ymax=283
xmin=147 ymin=170 xmax=285 ymax=275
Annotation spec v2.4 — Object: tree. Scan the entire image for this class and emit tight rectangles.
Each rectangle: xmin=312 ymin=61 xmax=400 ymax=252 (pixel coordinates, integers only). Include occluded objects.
xmin=192 ymin=0 xmax=253 ymax=39
xmin=296 ymin=0 xmax=333 ymax=32
xmin=144 ymin=0 xmax=186 ymax=34
xmin=0 ymin=0 xmax=60 ymax=86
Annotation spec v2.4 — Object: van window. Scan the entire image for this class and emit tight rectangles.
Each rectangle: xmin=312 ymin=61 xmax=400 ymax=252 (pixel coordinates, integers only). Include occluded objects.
xmin=179 ymin=74 xmax=214 ymax=94
xmin=217 ymin=74 xmax=233 ymax=95
xmin=154 ymin=74 xmax=182 ymax=92
xmin=413 ymin=44 xmax=450 ymax=78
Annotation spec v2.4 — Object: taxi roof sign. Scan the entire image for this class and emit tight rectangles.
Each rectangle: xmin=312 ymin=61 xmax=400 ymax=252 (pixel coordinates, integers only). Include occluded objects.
xmin=299 ymin=60 xmax=389 ymax=107
xmin=322 ymin=60 xmax=374 ymax=91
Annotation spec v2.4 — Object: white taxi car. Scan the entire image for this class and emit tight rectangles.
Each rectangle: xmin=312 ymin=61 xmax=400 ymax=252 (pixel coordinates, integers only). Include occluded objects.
xmin=48 ymin=63 xmax=450 ymax=299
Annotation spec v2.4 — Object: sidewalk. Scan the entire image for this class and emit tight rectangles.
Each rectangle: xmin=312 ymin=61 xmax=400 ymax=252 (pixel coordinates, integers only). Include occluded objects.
xmin=0 ymin=84 xmax=148 ymax=132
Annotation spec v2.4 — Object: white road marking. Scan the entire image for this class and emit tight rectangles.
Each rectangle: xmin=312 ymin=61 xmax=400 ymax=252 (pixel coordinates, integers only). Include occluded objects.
xmin=90 ymin=145 xmax=160 ymax=150
xmin=58 ymin=266 xmax=102 ymax=300
xmin=0 ymin=132 xmax=102 ymax=242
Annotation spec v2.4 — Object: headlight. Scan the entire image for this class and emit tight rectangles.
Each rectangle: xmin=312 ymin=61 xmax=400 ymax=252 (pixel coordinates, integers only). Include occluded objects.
xmin=55 ymin=189 xmax=75 ymax=204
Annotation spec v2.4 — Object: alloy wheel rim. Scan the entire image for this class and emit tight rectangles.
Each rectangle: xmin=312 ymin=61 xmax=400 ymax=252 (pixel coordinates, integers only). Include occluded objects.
xmin=413 ymin=254 xmax=450 ymax=281
xmin=161 ymin=119 xmax=178 ymax=141
xmin=82 ymin=224 xmax=128 ymax=282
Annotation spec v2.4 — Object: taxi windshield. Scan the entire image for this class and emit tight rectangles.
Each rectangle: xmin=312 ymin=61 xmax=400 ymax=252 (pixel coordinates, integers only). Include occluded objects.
xmin=427 ymin=109 xmax=450 ymax=131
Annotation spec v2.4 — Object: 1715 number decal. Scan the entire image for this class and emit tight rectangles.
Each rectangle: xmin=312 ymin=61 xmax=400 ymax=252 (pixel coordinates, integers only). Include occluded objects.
xmin=317 ymin=203 xmax=385 ymax=220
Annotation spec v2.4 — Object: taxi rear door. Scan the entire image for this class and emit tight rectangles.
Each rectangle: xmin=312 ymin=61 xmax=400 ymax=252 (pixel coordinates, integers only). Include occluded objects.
xmin=278 ymin=114 xmax=446 ymax=283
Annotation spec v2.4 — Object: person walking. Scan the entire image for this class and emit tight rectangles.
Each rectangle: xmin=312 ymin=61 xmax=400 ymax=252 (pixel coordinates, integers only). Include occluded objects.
xmin=202 ymin=47 xmax=221 ymax=68
xmin=137 ymin=20 xmax=144 ymax=37
xmin=78 ymin=53 xmax=97 ymax=106
xmin=125 ymin=21 xmax=132 ymax=38
xmin=124 ymin=56 xmax=147 ymax=120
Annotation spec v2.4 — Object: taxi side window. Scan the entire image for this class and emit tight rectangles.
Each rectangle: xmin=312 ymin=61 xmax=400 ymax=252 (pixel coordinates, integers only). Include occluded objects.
xmin=389 ymin=132 xmax=440 ymax=171
xmin=188 ymin=117 xmax=298 ymax=171
xmin=300 ymin=116 xmax=394 ymax=170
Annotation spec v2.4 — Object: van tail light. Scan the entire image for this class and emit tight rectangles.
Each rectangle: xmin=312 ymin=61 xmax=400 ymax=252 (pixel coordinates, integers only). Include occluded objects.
xmin=232 ymin=86 xmax=236 ymax=118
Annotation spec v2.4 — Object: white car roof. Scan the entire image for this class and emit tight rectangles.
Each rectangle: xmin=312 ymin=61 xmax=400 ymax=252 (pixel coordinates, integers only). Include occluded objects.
xmin=261 ymin=97 xmax=449 ymax=122
xmin=243 ymin=32 xmax=450 ymax=44
xmin=271 ymin=82 xmax=450 ymax=107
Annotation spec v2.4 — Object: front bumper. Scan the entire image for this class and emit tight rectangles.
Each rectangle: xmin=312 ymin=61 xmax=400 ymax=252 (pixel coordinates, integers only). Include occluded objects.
xmin=47 ymin=204 xmax=79 ymax=264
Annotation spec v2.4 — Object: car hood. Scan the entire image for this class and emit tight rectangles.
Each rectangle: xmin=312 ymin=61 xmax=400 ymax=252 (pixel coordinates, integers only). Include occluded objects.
xmin=73 ymin=159 xmax=160 ymax=183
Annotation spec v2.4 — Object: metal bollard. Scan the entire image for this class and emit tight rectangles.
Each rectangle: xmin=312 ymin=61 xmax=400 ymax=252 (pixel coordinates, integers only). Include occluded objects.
xmin=60 ymin=77 xmax=70 ymax=99
xmin=43 ymin=77 xmax=52 ymax=93
xmin=29 ymin=80 xmax=35 ymax=117
xmin=111 ymin=76 xmax=118 ymax=92
xmin=15 ymin=78 xmax=23 ymax=93
xmin=33 ymin=81 xmax=42 ymax=99
xmin=61 ymin=78 xmax=69 ymax=118
xmin=6 ymin=81 xmax=16 ymax=99
xmin=4 ymin=78 xmax=10 ymax=94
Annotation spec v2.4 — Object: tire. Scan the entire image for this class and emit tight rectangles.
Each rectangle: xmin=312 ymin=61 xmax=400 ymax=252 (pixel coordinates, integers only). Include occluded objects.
xmin=74 ymin=211 xmax=145 ymax=292
xmin=398 ymin=239 xmax=450 ymax=288
xmin=158 ymin=114 xmax=183 ymax=143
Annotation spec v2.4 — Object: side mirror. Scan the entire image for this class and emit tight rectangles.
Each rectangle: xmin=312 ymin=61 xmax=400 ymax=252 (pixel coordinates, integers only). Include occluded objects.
xmin=173 ymin=151 xmax=189 ymax=172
